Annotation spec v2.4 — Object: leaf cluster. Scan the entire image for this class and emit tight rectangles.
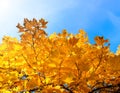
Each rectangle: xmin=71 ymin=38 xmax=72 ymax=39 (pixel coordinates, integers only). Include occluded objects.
xmin=0 ymin=18 xmax=120 ymax=93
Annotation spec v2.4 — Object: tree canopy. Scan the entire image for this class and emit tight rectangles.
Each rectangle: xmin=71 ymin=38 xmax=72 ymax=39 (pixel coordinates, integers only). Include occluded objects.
xmin=0 ymin=18 xmax=120 ymax=93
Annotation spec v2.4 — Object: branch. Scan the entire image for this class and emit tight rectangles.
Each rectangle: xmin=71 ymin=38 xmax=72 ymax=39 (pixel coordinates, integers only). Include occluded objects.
xmin=89 ymin=83 xmax=120 ymax=93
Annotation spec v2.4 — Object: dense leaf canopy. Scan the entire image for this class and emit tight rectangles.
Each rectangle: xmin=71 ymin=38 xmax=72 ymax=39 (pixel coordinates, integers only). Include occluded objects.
xmin=0 ymin=18 xmax=120 ymax=93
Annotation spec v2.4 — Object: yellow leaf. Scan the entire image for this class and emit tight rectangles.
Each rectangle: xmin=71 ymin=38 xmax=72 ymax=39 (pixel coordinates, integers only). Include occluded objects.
xmin=0 ymin=76 xmax=3 ymax=81
xmin=49 ymin=33 xmax=57 ymax=40
xmin=64 ymin=76 xmax=73 ymax=84
xmin=45 ymin=77 xmax=51 ymax=84
xmin=48 ymin=63 xmax=56 ymax=67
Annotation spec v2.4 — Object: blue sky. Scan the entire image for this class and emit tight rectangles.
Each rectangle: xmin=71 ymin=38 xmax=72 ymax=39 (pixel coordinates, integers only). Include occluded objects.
xmin=0 ymin=0 xmax=120 ymax=52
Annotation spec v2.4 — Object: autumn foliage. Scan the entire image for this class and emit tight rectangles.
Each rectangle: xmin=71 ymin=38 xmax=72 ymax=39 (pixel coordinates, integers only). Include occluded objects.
xmin=0 ymin=18 xmax=120 ymax=93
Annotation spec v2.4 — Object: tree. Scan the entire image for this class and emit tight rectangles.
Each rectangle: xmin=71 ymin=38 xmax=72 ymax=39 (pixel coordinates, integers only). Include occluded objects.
xmin=0 ymin=18 xmax=120 ymax=93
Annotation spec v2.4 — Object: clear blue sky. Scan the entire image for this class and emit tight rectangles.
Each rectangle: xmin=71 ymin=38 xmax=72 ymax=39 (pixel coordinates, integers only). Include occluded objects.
xmin=0 ymin=0 xmax=120 ymax=52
